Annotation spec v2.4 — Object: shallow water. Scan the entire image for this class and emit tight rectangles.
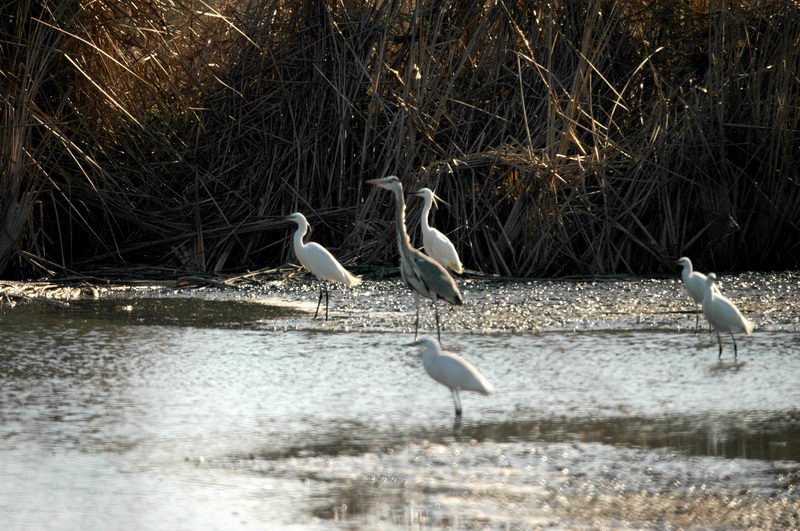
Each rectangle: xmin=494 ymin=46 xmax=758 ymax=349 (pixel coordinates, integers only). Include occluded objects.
xmin=1 ymin=273 xmax=799 ymax=529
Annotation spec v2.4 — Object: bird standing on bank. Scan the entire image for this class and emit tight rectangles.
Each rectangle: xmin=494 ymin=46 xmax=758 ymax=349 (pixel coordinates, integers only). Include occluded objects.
xmin=284 ymin=212 xmax=361 ymax=320
xmin=367 ymin=176 xmax=463 ymax=341
xmin=410 ymin=336 xmax=494 ymax=422
xmin=410 ymin=188 xmax=463 ymax=274
xmin=701 ymin=272 xmax=755 ymax=360
xmin=677 ymin=256 xmax=707 ymax=332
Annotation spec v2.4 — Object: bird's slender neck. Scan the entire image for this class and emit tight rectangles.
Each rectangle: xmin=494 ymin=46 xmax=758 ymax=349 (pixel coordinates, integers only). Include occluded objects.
xmin=292 ymin=221 xmax=308 ymax=250
xmin=422 ymin=343 xmax=440 ymax=363
xmin=705 ymin=277 xmax=716 ymax=298
xmin=681 ymin=262 xmax=692 ymax=282
xmin=420 ymin=195 xmax=434 ymax=231
xmin=389 ymin=185 xmax=414 ymax=257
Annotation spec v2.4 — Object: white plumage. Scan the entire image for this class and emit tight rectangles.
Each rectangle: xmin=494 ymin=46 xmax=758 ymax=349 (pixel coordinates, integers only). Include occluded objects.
xmin=412 ymin=336 xmax=494 ymax=420
xmin=677 ymin=256 xmax=707 ymax=331
xmin=701 ymin=272 xmax=755 ymax=360
xmin=367 ymin=177 xmax=463 ymax=342
xmin=411 ymin=188 xmax=464 ymax=274
xmin=285 ymin=212 xmax=361 ymax=319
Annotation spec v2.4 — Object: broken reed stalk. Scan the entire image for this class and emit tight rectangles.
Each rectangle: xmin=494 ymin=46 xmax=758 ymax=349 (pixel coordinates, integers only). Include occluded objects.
xmin=1 ymin=0 xmax=798 ymax=279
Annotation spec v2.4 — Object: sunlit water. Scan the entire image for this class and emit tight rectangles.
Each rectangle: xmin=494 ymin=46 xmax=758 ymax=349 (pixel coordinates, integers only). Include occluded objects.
xmin=1 ymin=273 xmax=799 ymax=529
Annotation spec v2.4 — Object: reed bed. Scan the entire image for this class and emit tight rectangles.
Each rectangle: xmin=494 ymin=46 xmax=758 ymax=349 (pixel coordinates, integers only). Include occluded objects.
xmin=1 ymin=0 xmax=799 ymax=279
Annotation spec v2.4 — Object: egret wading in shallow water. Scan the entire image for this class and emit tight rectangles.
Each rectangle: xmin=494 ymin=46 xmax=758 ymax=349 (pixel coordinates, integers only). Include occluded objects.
xmin=410 ymin=337 xmax=494 ymax=422
xmin=367 ymin=176 xmax=463 ymax=341
xmin=701 ymin=272 xmax=755 ymax=360
xmin=677 ymin=256 xmax=707 ymax=332
xmin=284 ymin=212 xmax=361 ymax=320
xmin=410 ymin=188 xmax=464 ymax=274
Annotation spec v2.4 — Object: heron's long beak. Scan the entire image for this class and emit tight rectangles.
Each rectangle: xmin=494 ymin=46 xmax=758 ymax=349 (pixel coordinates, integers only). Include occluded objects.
xmin=366 ymin=178 xmax=381 ymax=185
xmin=404 ymin=340 xmax=421 ymax=347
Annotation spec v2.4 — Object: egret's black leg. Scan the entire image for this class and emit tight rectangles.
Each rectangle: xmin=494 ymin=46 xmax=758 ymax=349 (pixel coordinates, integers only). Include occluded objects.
xmin=694 ymin=308 xmax=700 ymax=333
xmin=453 ymin=414 xmax=462 ymax=436
xmin=414 ymin=294 xmax=420 ymax=340
xmin=731 ymin=332 xmax=738 ymax=361
xmin=324 ymin=284 xmax=329 ymax=321
xmin=716 ymin=331 xmax=723 ymax=359
xmin=433 ymin=301 xmax=441 ymax=343
xmin=314 ymin=285 xmax=324 ymax=319
xmin=451 ymin=389 xmax=462 ymax=418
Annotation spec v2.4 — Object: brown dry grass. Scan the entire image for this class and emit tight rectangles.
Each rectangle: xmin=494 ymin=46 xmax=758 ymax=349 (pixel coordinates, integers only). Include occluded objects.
xmin=2 ymin=0 xmax=799 ymax=278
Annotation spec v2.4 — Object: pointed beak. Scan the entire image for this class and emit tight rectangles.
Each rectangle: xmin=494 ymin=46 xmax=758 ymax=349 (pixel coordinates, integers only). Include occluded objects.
xmin=366 ymin=178 xmax=381 ymax=185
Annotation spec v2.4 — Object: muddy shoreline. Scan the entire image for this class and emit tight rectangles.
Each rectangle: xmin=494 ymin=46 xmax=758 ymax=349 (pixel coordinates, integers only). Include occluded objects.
xmin=3 ymin=269 xmax=798 ymax=332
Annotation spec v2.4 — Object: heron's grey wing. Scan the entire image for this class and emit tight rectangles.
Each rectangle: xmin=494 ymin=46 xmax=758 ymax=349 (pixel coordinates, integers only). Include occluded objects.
xmin=412 ymin=253 xmax=463 ymax=305
xmin=400 ymin=255 xmax=430 ymax=297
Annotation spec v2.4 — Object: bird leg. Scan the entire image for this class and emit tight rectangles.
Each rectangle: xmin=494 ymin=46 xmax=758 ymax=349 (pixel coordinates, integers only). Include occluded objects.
xmin=731 ymin=332 xmax=738 ymax=361
xmin=414 ymin=292 xmax=420 ymax=340
xmin=451 ymin=389 xmax=463 ymax=418
xmin=453 ymin=415 xmax=462 ymax=436
xmin=433 ymin=300 xmax=441 ymax=343
xmin=314 ymin=284 xmax=324 ymax=319
xmin=716 ymin=331 xmax=723 ymax=359
xmin=324 ymin=283 xmax=329 ymax=321
xmin=694 ymin=307 xmax=700 ymax=333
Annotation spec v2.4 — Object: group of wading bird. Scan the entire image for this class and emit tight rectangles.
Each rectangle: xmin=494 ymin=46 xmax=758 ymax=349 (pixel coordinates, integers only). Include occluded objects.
xmin=283 ymin=176 xmax=755 ymax=423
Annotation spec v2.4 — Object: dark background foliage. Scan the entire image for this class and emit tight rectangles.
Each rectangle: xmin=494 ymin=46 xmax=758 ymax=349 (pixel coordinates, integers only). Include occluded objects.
xmin=2 ymin=0 xmax=799 ymax=279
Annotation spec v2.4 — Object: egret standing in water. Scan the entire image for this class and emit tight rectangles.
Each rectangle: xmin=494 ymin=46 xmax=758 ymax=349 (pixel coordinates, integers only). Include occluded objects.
xmin=701 ymin=272 xmax=755 ymax=360
xmin=367 ymin=176 xmax=463 ymax=341
xmin=410 ymin=188 xmax=464 ymax=274
xmin=410 ymin=336 xmax=494 ymax=422
xmin=677 ymin=256 xmax=707 ymax=332
xmin=284 ymin=212 xmax=361 ymax=320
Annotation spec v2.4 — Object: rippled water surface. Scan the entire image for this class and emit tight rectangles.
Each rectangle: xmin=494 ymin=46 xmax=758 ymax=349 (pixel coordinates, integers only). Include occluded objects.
xmin=1 ymin=272 xmax=799 ymax=529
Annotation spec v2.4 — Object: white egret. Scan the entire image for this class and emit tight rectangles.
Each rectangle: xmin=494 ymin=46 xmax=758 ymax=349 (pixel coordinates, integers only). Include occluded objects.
xmin=284 ymin=212 xmax=361 ymax=320
xmin=410 ymin=188 xmax=464 ymax=274
xmin=367 ymin=176 xmax=463 ymax=341
xmin=410 ymin=336 xmax=494 ymax=421
xmin=701 ymin=272 xmax=755 ymax=360
xmin=676 ymin=256 xmax=707 ymax=332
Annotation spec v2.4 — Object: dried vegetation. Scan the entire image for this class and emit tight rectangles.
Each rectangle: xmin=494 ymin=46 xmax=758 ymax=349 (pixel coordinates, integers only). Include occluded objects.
xmin=2 ymin=0 xmax=799 ymax=279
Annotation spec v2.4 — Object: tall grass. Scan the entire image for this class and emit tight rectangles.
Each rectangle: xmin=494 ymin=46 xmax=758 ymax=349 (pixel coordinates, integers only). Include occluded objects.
xmin=0 ymin=0 xmax=75 ymax=275
xmin=1 ymin=0 xmax=799 ymax=279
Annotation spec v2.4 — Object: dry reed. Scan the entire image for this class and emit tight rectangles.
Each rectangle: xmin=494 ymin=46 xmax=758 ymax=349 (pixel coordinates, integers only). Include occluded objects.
xmin=1 ymin=0 xmax=798 ymax=279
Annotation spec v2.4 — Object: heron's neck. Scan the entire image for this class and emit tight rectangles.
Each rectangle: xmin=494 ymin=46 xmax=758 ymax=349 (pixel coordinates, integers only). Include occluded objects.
xmin=681 ymin=264 xmax=691 ymax=282
xmin=420 ymin=196 xmax=433 ymax=231
xmin=293 ymin=223 xmax=307 ymax=251
xmin=705 ymin=280 xmax=716 ymax=299
xmin=391 ymin=186 xmax=414 ymax=256
xmin=422 ymin=347 xmax=437 ymax=365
